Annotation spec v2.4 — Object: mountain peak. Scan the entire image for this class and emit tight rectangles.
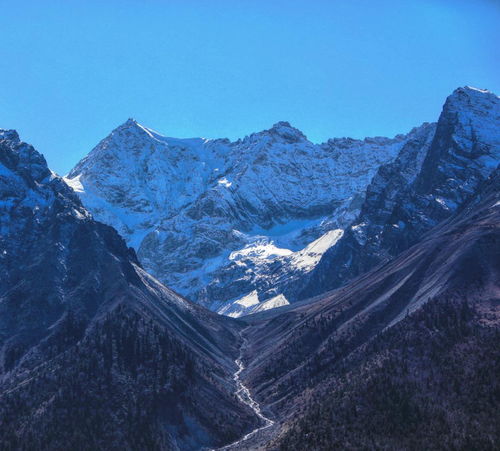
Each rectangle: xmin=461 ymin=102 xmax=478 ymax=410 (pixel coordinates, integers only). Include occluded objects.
xmin=462 ymin=86 xmax=493 ymax=95
xmin=109 ymin=118 xmax=161 ymax=142
xmin=266 ymin=121 xmax=307 ymax=142
xmin=448 ymin=85 xmax=500 ymax=105
xmin=125 ymin=117 xmax=138 ymax=126
xmin=0 ymin=129 xmax=20 ymax=143
xmin=117 ymin=117 xmax=143 ymax=131
xmin=440 ymin=86 xmax=500 ymax=135
xmin=0 ymin=129 xmax=52 ymax=184
xmin=272 ymin=120 xmax=293 ymax=129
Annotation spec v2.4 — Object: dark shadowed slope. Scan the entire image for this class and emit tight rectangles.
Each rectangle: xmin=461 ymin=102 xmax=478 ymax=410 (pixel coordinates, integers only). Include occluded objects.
xmin=241 ymin=167 xmax=499 ymax=449
xmin=299 ymin=86 xmax=499 ymax=301
xmin=0 ymin=130 xmax=258 ymax=450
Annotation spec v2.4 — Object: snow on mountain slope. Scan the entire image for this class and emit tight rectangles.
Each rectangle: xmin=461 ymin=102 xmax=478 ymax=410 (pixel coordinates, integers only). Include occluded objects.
xmin=218 ymin=292 xmax=291 ymax=318
xmin=66 ymin=119 xmax=432 ymax=315
xmin=300 ymin=86 xmax=500 ymax=299
xmin=209 ymin=229 xmax=344 ymax=317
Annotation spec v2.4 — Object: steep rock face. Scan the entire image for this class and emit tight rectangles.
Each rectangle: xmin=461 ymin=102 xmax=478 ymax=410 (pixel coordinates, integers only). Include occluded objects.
xmin=0 ymin=131 xmax=257 ymax=450
xmin=242 ymin=168 xmax=500 ymax=450
xmin=66 ymin=120 xmax=421 ymax=314
xmin=301 ymin=87 xmax=500 ymax=299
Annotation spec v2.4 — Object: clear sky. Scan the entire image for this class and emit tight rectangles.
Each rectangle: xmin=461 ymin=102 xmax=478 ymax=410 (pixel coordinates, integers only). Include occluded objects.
xmin=0 ymin=0 xmax=499 ymax=175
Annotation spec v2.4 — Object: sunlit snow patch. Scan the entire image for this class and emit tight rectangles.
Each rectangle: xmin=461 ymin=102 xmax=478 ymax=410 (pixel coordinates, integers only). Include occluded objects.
xmin=64 ymin=174 xmax=85 ymax=193
xmin=249 ymin=294 xmax=289 ymax=314
xmin=218 ymin=177 xmax=232 ymax=188
xmin=290 ymin=229 xmax=343 ymax=271
xmin=229 ymin=241 xmax=293 ymax=262
xmin=217 ymin=291 xmax=290 ymax=318
xmin=217 ymin=290 xmax=260 ymax=317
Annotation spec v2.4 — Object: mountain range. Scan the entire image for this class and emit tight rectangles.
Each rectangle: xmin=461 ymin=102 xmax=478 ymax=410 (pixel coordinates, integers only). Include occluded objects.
xmin=65 ymin=116 xmax=431 ymax=316
xmin=0 ymin=86 xmax=498 ymax=450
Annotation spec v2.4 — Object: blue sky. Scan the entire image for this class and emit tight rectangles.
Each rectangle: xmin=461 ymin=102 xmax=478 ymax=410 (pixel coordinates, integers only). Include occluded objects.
xmin=0 ymin=0 xmax=499 ymax=175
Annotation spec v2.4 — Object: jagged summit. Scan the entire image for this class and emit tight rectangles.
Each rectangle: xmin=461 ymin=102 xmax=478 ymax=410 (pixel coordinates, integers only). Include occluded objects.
xmin=0 ymin=128 xmax=61 ymax=192
xmin=0 ymin=129 xmax=20 ymax=142
xmin=125 ymin=117 xmax=138 ymax=125
xmin=459 ymin=85 xmax=497 ymax=96
xmin=322 ymin=122 xmax=435 ymax=150
xmin=111 ymin=118 xmax=143 ymax=134
xmin=445 ymin=86 xmax=500 ymax=118
xmin=449 ymin=85 xmax=499 ymax=102
xmin=272 ymin=120 xmax=293 ymax=128
xmin=258 ymin=121 xmax=307 ymax=142
xmin=112 ymin=117 xmax=160 ymax=138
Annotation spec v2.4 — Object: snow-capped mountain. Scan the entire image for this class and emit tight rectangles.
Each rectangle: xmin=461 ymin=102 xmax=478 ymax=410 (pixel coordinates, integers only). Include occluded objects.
xmin=1 ymin=91 xmax=498 ymax=450
xmin=66 ymin=119 xmax=429 ymax=315
xmin=0 ymin=130 xmax=258 ymax=450
xmin=301 ymin=86 xmax=500 ymax=299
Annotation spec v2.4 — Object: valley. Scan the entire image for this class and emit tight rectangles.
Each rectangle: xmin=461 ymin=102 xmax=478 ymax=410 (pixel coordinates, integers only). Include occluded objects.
xmin=0 ymin=86 xmax=498 ymax=450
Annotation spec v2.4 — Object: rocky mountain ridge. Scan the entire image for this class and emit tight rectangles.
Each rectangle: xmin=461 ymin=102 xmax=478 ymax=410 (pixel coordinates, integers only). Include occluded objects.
xmin=300 ymin=86 xmax=500 ymax=299
xmin=0 ymin=130 xmax=258 ymax=450
xmin=66 ymin=116 xmax=432 ymax=315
